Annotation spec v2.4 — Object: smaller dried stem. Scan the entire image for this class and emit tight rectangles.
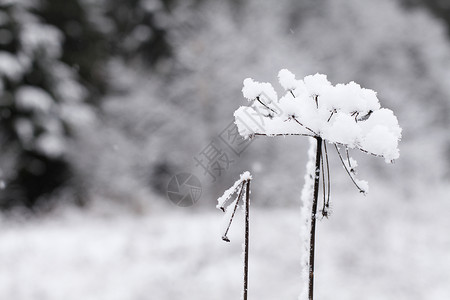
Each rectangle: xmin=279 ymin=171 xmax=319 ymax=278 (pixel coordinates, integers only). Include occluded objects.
xmin=222 ymin=182 xmax=245 ymax=242
xmin=320 ymin=148 xmax=327 ymax=216
xmin=253 ymin=132 xmax=313 ymax=138
xmin=327 ymin=111 xmax=334 ymax=122
xmin=292 ymin=116 xmax=318 ymax=135
xmin=345 ymin=147 xmax=354 ymax=173
xmin=334 ymin=145 xmax=365 ymax=193
xmin=324 ymin=143 xmax=331 ymax=208
xmin=321 ymin=142 xmax=331 ymax=217
xmin=256 ymin=96 xmax=277 ymax=113
xmin=290 ymin=90 xmax=296 ymax=98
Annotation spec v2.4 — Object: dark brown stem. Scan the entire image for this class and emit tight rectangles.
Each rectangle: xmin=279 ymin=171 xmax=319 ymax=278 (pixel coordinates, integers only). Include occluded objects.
xmin=290 ymin=90 xmax=296 ymax=98
xmin=324 ymin=143 xmax=331 ymax=209
xmin=243 ymin=179 xmax=250 ymax=300
xmin=320 ymin=147 xmax=326 ymax=215
xmin=309 ymin=137 xmax=322 ymax=300
xmin=256 ymin=96 xmax=277 ymax=113
xmin=253 ymin=133 xmax=313 ymax=138
xmin=327 ymin=111 xmax=334 ymax=122
xmin=222 ymin=183 xmax=245 ymax=242
xmin=345 ymin=147 xmax=353 ymax=172
xmin=292 ymin=116 xmax=318 ymax=135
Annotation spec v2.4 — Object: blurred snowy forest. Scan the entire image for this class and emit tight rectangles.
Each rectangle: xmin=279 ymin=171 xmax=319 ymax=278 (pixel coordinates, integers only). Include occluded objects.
xmin=0 ymin=0 xmax=449 ymax=299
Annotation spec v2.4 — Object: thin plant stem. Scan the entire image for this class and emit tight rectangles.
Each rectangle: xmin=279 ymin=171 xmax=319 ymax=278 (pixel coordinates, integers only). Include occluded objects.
xmin=327 ymin=111 xmax=334 ymax=122
xmin=345 ymin=147 xmax=352 ymax=171
xmin=256 ymin=96 xmax=277 ymax=113
xmin=290 ymin=90 xmax=295 ymax=98
xmin=324 ymin=142 xmax=331 ymax=208
xmin=222 ymin=182 xmax=245 ymax=242
xmin=309 ymin=137 xmax=322 ymax=300
xmin=334 ymin=144 xmax=365 ymax=193
xmin=243 ymin=179 xmax=250 ymax=300
xmin=320 ymin=147 xmax=326 ymax=214
xmin=292 ymin=116 xmax=318 ymax=135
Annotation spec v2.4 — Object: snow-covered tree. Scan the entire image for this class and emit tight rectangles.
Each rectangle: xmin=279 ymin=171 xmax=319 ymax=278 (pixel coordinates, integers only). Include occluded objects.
xmin=0 ymin=0 xmax=178 ymax=209
xmin=0 ymin=1 xmax=95 ymax=208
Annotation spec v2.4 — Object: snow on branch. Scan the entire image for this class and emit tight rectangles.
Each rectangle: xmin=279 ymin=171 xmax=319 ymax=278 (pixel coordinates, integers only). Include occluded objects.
xmin=217 ymin=172 xmax=252 ymax=300
xmin=217 ymin=171 xmax=252 ymax=243
xmin=217 ymin=171 xmax=252 ymax=211
xmin=234 ymin=69 xmax=402 ymax=163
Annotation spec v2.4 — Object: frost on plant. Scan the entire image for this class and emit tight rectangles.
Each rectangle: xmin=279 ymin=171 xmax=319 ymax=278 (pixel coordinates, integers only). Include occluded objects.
xmin=232 ymin=69 xmax=402 ymax=300
xmin=234 ymin=69 xmax=402 ymax=163
xmin=217 ymin=171 xmax=252 ymax=241
xmin=217 ymin=171 xmax=252 ymax=212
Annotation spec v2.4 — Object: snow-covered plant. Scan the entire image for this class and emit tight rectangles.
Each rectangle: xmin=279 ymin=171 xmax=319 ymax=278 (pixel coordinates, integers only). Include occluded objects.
xmin=217 ymin=171 xmax=252 ymax=300
xmin=233 ymin=69 xmax=401 ymax=300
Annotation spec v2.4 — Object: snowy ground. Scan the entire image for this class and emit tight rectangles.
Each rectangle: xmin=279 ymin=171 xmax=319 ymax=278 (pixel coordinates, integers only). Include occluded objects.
xmin=0 ymin=183 xmax=449 ymax=300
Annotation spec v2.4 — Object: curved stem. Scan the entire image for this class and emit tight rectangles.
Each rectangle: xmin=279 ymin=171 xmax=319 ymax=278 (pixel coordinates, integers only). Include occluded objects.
xmin=324 ymin=143 xmax=331 ymax=208
xmin=320 ymin=146 xmax=326 ymax=215
xmin=222 ymin=183 xmax=244 ymax=242
xmin=256 ymin=96 xmax=276 ymax=113
xmin=334 ymin=145 xmax=365 ymax=193
xmin=345 ymin=147 xmax=353 ymax=172
xmin=292 ymin=116 xmax=318 ymax=136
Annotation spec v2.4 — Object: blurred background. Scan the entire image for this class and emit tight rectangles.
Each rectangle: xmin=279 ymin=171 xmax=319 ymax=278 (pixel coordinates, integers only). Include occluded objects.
xmin=0 ymin=0 xmax=449 ymax=299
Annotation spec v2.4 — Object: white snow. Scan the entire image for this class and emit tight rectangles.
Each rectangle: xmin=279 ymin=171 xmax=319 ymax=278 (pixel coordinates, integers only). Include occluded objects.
xmin=303 ymin=73 xmax=332 ymax=97
xmin=355 ymin=178 xmax=369 ymax=194
xmin=217 ymin=171 xmax=252 ymax=210
xmin=20 ymin=23 xmax=63 ymax=58
xmin=323 ymin=112 xmax=361 ymax=148
xmin=361 ymin=125 xmax=400 ymax=162
xmin=277 ymin=69 xmax=298 ymax=91
xmin=49 ymin=63 xmax=88 ymax=103
xmin=60 ymin=103 xmax=96 ymax=126
xmin=0 ymin=51 xmax=24 ymax=81
xmin=242 ymin=78 xmax=277 ymax=104
xmin=344 ymin=156 xmax=358 ymax=172
xmin=36 ymin=134 xmax=65 ymax=158
xmin=14 ymin=118 xmax=34 ymax=144
xmin=240 ymin=171 xmax=252 ymax=181
xmin=1 ymin=184 xmax=450 ymax=300
xmin=320 ymin=81 xmax=381 ymax=114
xmin=15 ymin=86 xmax=54 ymax=113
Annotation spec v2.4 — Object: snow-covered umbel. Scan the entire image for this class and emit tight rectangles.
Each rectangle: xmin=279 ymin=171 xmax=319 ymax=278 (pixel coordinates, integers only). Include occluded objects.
xmin=234 ymin=69 xmax=402 ymax=163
